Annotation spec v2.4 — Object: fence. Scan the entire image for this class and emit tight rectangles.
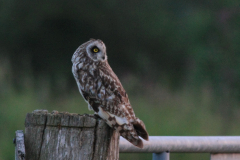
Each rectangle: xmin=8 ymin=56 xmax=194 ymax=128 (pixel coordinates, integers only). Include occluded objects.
xmin=15 ymin=130 xmax=240 ymax=160
xmin=120 ymin=136 xmax=240 ymax=160
xmin=14 ymin=110 xmax=240 ymax=160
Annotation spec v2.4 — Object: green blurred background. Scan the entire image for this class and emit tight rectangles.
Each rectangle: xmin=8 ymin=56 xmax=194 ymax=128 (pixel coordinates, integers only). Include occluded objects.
xmin=1 ymin=1 xmax=240 ymax=159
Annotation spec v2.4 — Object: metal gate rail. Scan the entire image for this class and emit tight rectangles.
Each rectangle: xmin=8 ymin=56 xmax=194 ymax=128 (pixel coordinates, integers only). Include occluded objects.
xmin=119 ymin=136 xmax=240 ymax=160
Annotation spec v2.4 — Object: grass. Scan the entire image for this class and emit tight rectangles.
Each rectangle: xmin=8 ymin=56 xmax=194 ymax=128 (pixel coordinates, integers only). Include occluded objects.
xmin=1 ymin=80 xmax=240 ymax=160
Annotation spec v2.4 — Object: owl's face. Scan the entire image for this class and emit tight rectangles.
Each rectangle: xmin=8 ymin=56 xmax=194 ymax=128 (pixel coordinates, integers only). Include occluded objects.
xmin=85 ymin=39 xmax=107 ymax=62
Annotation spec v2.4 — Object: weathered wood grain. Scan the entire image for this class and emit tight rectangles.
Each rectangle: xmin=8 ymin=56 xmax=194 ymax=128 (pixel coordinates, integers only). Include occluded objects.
xmin=24 ymin=110 xmax=119 ymax=160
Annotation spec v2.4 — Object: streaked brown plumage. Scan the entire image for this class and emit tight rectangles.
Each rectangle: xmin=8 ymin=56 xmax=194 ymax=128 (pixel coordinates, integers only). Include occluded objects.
xmin=71 ymin=39 xmax=149 ymax=148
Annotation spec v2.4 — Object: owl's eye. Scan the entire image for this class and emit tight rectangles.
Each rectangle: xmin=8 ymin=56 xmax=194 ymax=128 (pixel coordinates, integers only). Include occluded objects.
xmin=92 ymin=47 xmax=99 ymax=53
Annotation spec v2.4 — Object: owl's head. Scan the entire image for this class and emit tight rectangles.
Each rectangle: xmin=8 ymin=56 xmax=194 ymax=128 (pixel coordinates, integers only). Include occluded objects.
xmin=81 ymin=39 xmax=107 ymax=62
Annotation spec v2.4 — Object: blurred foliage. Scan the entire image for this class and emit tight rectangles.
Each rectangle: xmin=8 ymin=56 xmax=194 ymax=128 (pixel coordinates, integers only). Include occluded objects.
xmin=1 ymin=0 xmax=240 ymax=159
xmin=1 ymin=0 xmax=240 ymax=95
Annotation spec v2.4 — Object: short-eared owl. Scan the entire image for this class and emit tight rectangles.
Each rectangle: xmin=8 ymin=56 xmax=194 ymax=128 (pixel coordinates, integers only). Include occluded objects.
xmin=71 ymin=39 xmax=149 ymax=148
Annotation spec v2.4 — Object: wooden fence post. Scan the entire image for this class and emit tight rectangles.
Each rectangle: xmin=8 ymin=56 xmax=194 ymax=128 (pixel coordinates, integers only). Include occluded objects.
xmin=24 ymin=110 xmax=119 ymax=160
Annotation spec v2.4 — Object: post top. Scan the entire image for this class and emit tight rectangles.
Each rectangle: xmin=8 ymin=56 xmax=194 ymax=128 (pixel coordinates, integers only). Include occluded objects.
xmin=25 ymin=109 xmax=98 ymax=128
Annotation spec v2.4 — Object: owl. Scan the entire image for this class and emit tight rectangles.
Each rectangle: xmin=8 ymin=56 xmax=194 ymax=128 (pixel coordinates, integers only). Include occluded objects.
xmin=71 ymin=39 xmax=149 ymax=148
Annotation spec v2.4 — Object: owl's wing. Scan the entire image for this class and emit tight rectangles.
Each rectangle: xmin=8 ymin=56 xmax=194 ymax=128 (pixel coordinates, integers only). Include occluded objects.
xmin=77 ymin=62 xmax=148 ymax=148
xmin=98 ymin=64 xmax=148 ymax=141
xmin=98 ymin=63 xmax=134 ymax=117
xmin=80 ymin=63 xmax=133 ymax=119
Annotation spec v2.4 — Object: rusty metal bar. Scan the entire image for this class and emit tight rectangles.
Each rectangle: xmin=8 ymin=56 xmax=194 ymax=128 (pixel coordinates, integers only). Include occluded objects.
xmin=119 ymin=136 xmax=240 ymax=153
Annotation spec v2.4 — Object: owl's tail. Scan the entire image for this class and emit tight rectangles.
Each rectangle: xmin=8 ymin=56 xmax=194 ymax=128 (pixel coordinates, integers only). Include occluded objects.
xmin=120 ymin=126 xmax=144 ymax=148
xmin=133 ymin=117 xmax=149 ymax=141
xmin=119 ymin=118 xmax=149 ymax=149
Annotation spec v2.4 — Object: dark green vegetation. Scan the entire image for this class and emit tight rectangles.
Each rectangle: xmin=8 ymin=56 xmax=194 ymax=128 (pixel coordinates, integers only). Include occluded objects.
xmin=1 ymin=1 xmax=240 ymax=159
